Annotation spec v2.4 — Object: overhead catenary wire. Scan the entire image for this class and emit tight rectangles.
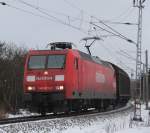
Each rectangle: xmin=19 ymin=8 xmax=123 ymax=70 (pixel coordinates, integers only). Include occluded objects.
xmin=117 ymin=51 xmax=136 ymax=61
xmin=17 ymin=0 xmax=93 ymax=25
xmin=100 ymin=21 xmax=138 ymax=26
xmin=92 ymin=16 xmax=137 ymax=43
xmin=2 ymin=1 xmax=136 ymax=62
xmin=108 ymin=6 xmax=135 ymax=21
xmin=15 ymin=0 xmax=137 ymax=42
xmin=15 ymin=0 xmax=82 ymax=28
xmin=0 ymin=2 xmax=56 ymax=21
xmin=96 ymin=40 xmax=136 ymax=73
xmin=63 ymin=0 xmax=137 ymax=46
xmin=17 ymin=0 xmax=84 ymax=21
xmin=120 ymin=49 xmax=136 ymax=61
xmin=0 ymin=2 xmax=6 ymax=5
xmin=91 ymin=22 xmax=137 ymax=45
xmin=8 ymin=0 xmax=137 ymax=45
xmin=64 ymin=0 xmax=101 ymax=19
xmin=63 ymin=0 xmax=86 ymax=14
xmin=117 ymin=49 xmax=150 ymax=67
xmin=95 ymin=35 xmax=135 ymax=68
xmin=63 ymin=0 xmax=137 ymax=26
xmin=2 ymin=0 xmax=138 ymax=41
xmin=1 ymin=1 xmax=136 ymax=48
xmin=16 ymin=0 xmax=94 ymax=34
xmin=88 ymin=33 xmax=136 ymax=73
xmin=64 ymin=0 xmax=138 ymax=46
xmin=0 ymin=1 xmax=137 ymax=74
xmin=63 ymin=0 xmax=136 ymax=24
xmin=0 ymin=1 xmax=89 ymax=35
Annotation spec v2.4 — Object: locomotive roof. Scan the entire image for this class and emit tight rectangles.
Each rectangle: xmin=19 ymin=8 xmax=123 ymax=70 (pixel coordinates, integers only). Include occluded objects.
xmin=108 ymin=62 xmax=129 ymax=77
xmin=78 ymin=50 xmax=112 ymax=68
xmin=28 ymin=49 xmax=112 ymax=68
xmin=28 ymin=49 xmax=68 ymax=54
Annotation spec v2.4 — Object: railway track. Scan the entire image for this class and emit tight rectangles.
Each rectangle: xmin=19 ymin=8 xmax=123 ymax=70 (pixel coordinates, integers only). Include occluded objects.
xmin=0 ymin=102 xmax=133 ymax=125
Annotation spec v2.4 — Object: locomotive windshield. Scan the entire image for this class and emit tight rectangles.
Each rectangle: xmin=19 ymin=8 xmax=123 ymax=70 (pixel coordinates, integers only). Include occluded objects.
xmin=47 ymin=55 xmax=65 ymax=68
xmin=28 ymin=55 xmax=65 ymax=69
xmin=28 ymin=55 xmax=46 ymax=69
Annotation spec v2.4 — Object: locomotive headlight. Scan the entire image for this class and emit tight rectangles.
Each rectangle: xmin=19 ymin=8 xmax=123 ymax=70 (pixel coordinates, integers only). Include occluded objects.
xmin=59 ymin=86 xmax=64 ymax=90
xmin=27 ymin=86 xmax=35 ymax=91
xmin=44 ymin=71 xmax=48 ymax=75
xmin=56 ymin=85 xmax=64 ymax=91
xmin=27 ymin=75 xmax=35 ymax=82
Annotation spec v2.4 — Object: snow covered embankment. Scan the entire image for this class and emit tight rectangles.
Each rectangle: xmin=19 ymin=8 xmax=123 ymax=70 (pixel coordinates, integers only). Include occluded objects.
xmin=0 ymin=104 xmax=149 ymax=133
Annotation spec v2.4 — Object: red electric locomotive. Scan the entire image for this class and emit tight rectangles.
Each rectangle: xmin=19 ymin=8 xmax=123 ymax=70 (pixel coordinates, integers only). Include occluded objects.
xmin=23 ymin=42 xmax=130 ymax=114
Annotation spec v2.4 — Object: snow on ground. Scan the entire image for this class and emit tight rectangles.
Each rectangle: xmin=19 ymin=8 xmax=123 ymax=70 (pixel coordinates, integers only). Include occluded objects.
xmin=115 ymin=127 xmax=150 ymax=133
xmin=0 ymin=103 xmax=150 ymax=133
xmin=63 ymin=104 xmax=150 ymax=133
xmin=7 ymin=109 xmax=40 ymax=118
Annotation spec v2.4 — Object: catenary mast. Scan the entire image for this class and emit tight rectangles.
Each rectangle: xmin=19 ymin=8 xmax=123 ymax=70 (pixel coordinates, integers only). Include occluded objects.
xmin=133 ymin=0 xmax=146 ymax=121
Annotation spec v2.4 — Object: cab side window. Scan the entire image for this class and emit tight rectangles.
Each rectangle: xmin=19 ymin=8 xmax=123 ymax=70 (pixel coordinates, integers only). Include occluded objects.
xmin=74 ymin=58 xmax=78 ymax=69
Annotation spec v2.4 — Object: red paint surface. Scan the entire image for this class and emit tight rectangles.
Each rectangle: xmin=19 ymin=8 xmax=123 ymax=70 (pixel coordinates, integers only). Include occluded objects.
xmin=24 ymin=49 xmax=116 ymax=99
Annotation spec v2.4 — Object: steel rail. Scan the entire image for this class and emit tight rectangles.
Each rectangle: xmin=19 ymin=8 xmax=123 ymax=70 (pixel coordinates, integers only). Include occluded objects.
xmin=0 ymin=103 xmax=133 ymax=125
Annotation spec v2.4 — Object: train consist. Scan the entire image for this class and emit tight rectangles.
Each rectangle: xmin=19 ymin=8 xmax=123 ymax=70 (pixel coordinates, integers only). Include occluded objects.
xmin=23 ymin=42 xmax=130 ymax=114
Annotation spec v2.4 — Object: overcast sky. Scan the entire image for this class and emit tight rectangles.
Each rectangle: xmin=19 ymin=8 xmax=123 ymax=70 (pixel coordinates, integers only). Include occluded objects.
xmin=0 ymin=0 xmax=150 ymax=76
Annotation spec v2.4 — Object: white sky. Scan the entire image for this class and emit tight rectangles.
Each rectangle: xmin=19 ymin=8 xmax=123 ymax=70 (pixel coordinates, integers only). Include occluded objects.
xmin=0 ymin=0 xmax=150 ymax=76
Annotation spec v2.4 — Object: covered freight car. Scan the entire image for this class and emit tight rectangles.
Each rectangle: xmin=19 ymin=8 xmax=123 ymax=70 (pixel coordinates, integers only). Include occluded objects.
xmin=110 ymin=63 xmax=131 ymax=103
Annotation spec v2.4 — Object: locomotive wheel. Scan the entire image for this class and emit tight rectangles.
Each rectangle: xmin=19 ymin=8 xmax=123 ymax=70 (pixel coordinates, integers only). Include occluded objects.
xmin=41 ymin=109 xmax=46 ymax=116
xmin=39 ymin=104 xmax=46 ymax=115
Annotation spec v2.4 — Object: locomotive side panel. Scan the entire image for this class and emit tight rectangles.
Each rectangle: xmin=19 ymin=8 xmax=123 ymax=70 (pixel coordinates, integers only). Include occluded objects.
xmin=78 ymin=59 xmax=96 ymax=99
xmin=77 ymin=52 xmax=116 ymax=99
xmin=65 ymin=50 xmax=80 ymax=99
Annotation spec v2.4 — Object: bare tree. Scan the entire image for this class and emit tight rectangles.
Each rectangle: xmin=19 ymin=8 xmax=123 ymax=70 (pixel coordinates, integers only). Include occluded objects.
xmin=0 ymin=41 xmax=27 ymax=113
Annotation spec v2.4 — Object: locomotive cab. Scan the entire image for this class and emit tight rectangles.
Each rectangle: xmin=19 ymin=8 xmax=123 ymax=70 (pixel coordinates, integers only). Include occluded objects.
xmin=25 ymin=54 xmax=66 ymax=92
xmin=24 ymin=42 xmax=75 ymax=93
xmin=23 ymin=42 xmax=80 ymax=113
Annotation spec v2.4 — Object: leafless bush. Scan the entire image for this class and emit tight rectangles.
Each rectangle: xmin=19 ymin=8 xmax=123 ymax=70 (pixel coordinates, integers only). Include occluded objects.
xmin=0 ymin=41 xmax=28 ymax=113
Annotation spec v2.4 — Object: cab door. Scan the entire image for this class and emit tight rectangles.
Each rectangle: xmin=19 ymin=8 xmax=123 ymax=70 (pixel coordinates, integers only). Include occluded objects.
xmin=74 ymin=57 xmax=79 ymax=92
